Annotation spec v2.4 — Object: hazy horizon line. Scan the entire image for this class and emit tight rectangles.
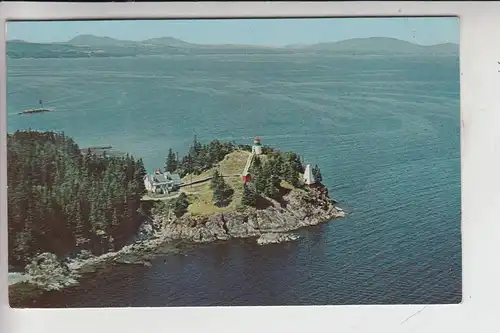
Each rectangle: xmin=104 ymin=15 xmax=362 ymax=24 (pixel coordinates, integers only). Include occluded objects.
xmin=7 ymin=34 xmax=459 ymax=48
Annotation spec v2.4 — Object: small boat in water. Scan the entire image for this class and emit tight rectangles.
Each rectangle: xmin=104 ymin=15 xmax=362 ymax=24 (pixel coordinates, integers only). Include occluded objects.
xmin=19 ymin=100 xmax=54 ymax=115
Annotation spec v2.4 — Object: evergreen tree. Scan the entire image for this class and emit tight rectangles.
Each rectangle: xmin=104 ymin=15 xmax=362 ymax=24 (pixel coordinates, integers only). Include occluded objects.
xmin=110 ymin=209 xmax=120 ymax=245
xmin=284 ymin=152 xmax=304 ymax=174
xmin=175 ymin=138 xmax=235 ymax=177
xmin=312 ymin=164 xmax=323 ymax=183
xmin=7 ymin=130 xmax=147 ymax=268
xmin=270 ymin=174 xmax=281 ymax=189
xmin=171 ymin=192 xmax=189 ymax=217
xmin=241 ymin=184 xmax=257 ymax=206
xmin=271 ymin=153 xmax=285 ymax=178
xmin=251 ymin=160 xmax=279 ymax=198
xmin=253 ymin=163 xmax=266 ymax=195
xmin=263 ymin=179 xmax=279 ymax=198
xmin=134 ymin=158 xmax=147 ymax=194
xmin=75 ymin=203 xmax=88 ymax=246
xmin=165 ymin=148 xmax=178 ymax=173
xmin=211 ymin=169 xmax=233 ymax=205
xmin=284 ymin=162 xmax=300 ymax=187
xmin=210 ymin=169 xmax=224 ymax=190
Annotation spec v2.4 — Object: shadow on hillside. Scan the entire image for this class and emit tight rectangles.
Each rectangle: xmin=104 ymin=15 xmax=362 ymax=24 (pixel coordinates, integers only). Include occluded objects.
xmin=275 ymin=185 xmax=292 ymax=208
xmin=254 ymin=185 xmax=292 ymax=210
xmin=254 ymin=195 xmax=273 ymax=210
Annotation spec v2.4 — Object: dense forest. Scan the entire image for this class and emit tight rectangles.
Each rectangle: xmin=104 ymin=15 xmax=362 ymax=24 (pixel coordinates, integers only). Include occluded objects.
xmin=241 ymin=151 xmax=305 ymax=205
xmin=7 ymin=130 xmax=147 ymax=270
xmin=165 ymin=136 xmax=236 ymax=177
xmin=241 ymin=149 xmax=324 ymax=206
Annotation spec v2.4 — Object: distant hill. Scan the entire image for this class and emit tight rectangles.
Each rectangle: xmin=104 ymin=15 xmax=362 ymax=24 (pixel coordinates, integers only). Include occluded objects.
xmin=8 ymin=39 xmax=28 ymax=44
xmin=66 ymin=34 xmax=195 ymax=48
xmin=287 ymin=37 xmax=459 ymax=55
xmin=65 ymin=34 xmax=271 ymax=49
xmin=65 ymin=34 xmax=136 ymax=47
xmin=6 ymin=40 xmax=94 ymax=59
xmin=142 ymin=36 xmax=194 ymax=47
xmin=6 ymin=35 xmax=459 ymax=59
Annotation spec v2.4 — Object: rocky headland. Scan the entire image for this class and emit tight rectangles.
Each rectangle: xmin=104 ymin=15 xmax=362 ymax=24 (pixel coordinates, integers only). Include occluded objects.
xmin=9 ymin=186 xmax=344 ymax=300
xmin=8 ymin=139 xmax=346 ymax=306
xmin=157 ymin=188 xmax=344 ymax=243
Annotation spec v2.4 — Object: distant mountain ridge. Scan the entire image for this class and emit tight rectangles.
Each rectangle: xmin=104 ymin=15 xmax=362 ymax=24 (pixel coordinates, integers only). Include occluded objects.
xmin=14 ymin=34 xmax=459 ymax=49
xmin=63 ymin=34 xmax=277 ymax=49
xmin=6 ymin=35 xmax=459 ymax=59
xmin=65 ymin=34 xmax=194 ymax=47
xmin=285 ymin=37 xmax=458 ymax=54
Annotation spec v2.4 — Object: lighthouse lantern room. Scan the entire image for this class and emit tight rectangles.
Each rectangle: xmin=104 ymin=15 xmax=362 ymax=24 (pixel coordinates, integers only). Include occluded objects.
xmin=252 ymin=137 xmax=262 ymax=155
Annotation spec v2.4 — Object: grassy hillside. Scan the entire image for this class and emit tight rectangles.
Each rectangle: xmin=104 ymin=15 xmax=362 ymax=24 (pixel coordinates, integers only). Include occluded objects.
xmin=179 ymin=150 xmax=303 ymax=217
xmin=181 ymin=150 xmax=250 ymax=216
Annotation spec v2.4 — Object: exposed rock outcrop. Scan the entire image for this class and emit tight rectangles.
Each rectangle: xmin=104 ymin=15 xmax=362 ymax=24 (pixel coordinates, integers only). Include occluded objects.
xmin=157 ymin=188 xmax=345 ymax=244
xmin=14 ymin=188 xmax=344 ymax=292
xmin=24 ymin=253 xmax=79 ymax=290
xmin=257 ymin=232 xmax=300 ymax=245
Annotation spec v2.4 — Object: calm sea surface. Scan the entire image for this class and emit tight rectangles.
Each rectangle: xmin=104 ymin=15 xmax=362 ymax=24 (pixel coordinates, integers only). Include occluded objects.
xmin=7 ymin=53 xmax=461 ymax=306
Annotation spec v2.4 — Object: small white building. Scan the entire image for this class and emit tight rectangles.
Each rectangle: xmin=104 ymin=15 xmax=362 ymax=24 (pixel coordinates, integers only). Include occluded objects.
xmin=303 ymin=164 xmax=316 ymax=188
xmin=144 ymin=169 xmax=181 ymax=194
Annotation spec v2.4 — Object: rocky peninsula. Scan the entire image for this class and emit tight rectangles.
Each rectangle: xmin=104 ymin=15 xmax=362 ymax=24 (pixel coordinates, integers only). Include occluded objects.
xmin=8 ymin=136 xmax=346 ymax=306
xmin=9 ymin=185 xmax=344 ymax=306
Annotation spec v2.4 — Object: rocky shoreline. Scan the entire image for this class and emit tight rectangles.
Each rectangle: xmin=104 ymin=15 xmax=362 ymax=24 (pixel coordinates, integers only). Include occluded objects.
xmin=158 ymin=188 xmax=344 ymax=244
xmin=9 ymin=187 xmax=344 ymax=300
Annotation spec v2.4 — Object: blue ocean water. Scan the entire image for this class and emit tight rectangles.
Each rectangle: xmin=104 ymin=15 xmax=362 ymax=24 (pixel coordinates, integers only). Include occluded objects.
xmin=6 ymin=52 xmax=461 ymax=306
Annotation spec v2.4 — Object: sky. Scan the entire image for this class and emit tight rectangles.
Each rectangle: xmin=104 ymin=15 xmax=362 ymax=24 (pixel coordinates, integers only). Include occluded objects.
xmin=7 ymin=17 xmax=459 ymax=46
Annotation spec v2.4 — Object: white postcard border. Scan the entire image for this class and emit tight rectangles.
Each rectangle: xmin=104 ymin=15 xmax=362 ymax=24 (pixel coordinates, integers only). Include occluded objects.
xmin=1 ymin=2 xmax=498 ymax=333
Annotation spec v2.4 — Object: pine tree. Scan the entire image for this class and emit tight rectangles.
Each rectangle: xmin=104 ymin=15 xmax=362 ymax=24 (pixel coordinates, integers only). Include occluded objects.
xmin=263 ymin=179 xmax=279 ymax=198
xmin=284 ymin=162 xmax=300 ymax=187
xmin=211 ymin=170 xmax=233 ymax=205
xmin=253 ymin=163 xmax=266 ymax=195
xmin=181 ymin=154 xmax=193 ymax=176
xmin=75 ymin=203 xmax=88 ymax=247
xmin=270 ymin=174 xmax=281 ymax=189
xmin=312 ymin=164 xmax=323 ymax=183
xmin=165 ymin=148 xmax=177 ymax=173
xmin=255 ymin=161 xmax=278 ymax=198
xmin=271 ymin=153 xmax=285 ymax=178
xmin=241 ymin=184 xmax=257 ymax=206
xmin=110 ymin=209 xmax=120 ymax=243
xmin=210 ymin=169 xmax=223 ymax=190
xmin=172 ymin=192 xmax=189 ymax=217
xmin=134 ymin=158 xmax=147 ymax=194
xmin=188 ymin=135 xmax=203 ymax=172
xmin=284 ymin=152 xmax=304 ymax=174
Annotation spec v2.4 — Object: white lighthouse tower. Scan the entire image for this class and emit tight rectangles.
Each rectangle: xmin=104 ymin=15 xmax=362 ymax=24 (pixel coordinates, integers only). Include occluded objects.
xmin=303 ymin=164 xmax=316 ymax=188
xmin=252 ymin=137 xmax=262 ymax=155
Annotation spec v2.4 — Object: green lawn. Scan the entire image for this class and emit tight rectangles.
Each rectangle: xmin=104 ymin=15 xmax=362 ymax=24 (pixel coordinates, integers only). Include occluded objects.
xmin=179 ymin=150 xmax=302 ymax=217
xmin=182 ymin=150 xmax=250 ymax=216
